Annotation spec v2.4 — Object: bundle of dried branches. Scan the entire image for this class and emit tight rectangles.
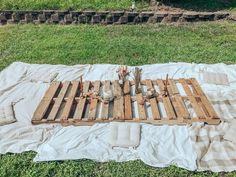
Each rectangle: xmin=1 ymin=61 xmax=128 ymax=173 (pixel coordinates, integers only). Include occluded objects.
xmin=134 ymin=67 xmax=142 ymax=94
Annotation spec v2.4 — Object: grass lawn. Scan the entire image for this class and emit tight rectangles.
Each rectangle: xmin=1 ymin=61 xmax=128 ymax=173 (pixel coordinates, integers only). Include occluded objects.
xmin=0 ymin=0 xmax=148 ymax=11
xmin=0 ymin=22 xmax=236 ymax=71
xmin=0 ymin=22 xmax=236 ymax=176
xmin=0 ymin=0 xmax=235 ymax=12
xmin=162 ymin=0 xmax=236 ymax=12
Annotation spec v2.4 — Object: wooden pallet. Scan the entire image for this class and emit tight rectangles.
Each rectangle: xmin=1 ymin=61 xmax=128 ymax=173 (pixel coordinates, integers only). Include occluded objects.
xmin=32 ymin=78 xmax=220 ymax=125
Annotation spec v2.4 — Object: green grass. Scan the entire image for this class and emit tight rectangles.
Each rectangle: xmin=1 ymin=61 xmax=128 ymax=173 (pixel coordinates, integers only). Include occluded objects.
xmin=0 ymin=151 xmax=227 ymax=177
xmin=0 ymin=0 xmax=149 ymax=11
xmin=0 ymin=22 xmax=236 ymax=71
xmin=0 ymin=0 xmax=235 ymax=11
xmin=0 ymin=152 xmax=225 ymax=177
xmin=162 ymin=0 xmax=236 ymax=12
xmin=0 ymin=22 xmax=236 ymax=176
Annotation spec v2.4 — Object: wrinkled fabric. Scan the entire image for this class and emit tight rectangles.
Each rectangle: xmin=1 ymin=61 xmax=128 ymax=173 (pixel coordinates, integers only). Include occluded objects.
xmin=189 ymin=123 xmax=236 ymax=172
xmin=1 ymin=62 xmax=236 ymax=171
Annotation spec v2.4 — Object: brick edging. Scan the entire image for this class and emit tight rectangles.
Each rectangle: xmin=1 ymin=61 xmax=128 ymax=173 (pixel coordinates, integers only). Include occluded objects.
xmin=0 ymin=10 xmax=232 ymax=25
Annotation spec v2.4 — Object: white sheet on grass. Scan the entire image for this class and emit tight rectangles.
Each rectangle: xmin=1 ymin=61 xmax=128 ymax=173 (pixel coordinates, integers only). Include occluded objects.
xmin=0 ymin=62 xmax=236 ymax=171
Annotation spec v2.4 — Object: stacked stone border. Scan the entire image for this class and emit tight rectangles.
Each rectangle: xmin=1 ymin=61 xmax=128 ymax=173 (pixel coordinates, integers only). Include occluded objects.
xmin=0 ymin=10 xmax=232 ymax=25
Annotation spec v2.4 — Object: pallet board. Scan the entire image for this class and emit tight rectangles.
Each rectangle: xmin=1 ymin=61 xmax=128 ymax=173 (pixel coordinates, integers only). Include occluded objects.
xmin=32 ymin=78 xmax=220 ymax=125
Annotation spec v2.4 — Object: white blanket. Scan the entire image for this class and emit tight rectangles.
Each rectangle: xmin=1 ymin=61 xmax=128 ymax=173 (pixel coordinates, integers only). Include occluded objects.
xmin=0 ymin=62 xmax=236 ymax=171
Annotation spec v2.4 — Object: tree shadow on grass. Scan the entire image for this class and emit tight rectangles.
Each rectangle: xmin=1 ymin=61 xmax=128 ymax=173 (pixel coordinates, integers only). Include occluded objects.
xmin=160 ymin=0 xmax=236 ymax=11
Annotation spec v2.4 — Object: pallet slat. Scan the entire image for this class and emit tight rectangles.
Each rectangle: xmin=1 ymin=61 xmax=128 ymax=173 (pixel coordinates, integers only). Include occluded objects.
xmin=162 ymin=97 xmax=176 ymax=120
xmin=158 ymin=80 xmax=176 ymax=120
xmin=156 ymin=79 xmax=165 ymax=94
xmin=145 ymin=80 xmax=161 ymax=120
xmin=61 ymin=81 xmax=80 ymax=120
xmin=124 ymin=80 xmax=132 ymax=120
xmin=136 ymin=91 xmax=147 ymax=120
xmin=88 ymin=81 xmax=100 ymax=120
xmin=169 ymin=79 xmax=179 ymax=95
xmin=113 ymin=80 xmax=124 ymax=120
xmin=74 ymin=81 xmax=90 ymax=119
xmin=175 ymin=96 xmax=190 ymax=119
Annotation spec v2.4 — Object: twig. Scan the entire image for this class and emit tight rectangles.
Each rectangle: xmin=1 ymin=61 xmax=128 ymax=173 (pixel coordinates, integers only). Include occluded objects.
xmin=163 ymin=74 xmax=169 ymax=97
xmin=117 ymin=65 xmax=129 ymax=85
xmin=80 ymin=75 xmax=83 ymax=97
xmin=134 ymin=67 xmax=142 ymax=94
xmin=117 ymin=65 xmax=130 ymax=97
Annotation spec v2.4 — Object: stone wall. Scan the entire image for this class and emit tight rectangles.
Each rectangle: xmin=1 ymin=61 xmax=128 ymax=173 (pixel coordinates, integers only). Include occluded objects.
xmin=0 ymin=10 xmax=231 ymax=25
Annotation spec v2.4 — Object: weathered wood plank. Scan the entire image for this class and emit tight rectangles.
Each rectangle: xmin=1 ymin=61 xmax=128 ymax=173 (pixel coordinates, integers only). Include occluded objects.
xmin=60 ymin=81 xmax=79 ymax=120
xmin=136 ymin=93 xmax=146 ymax=120
xmin=158 ymin=80 xmax=176 ymax=120
xmin=162 ymin=96 xmax=176 ymax=120
xmin=74 ymin=81 xmax=90 ymax=119
xmin=32 ymin=81 xmax=61 ymax=121
xmin=113 ymin=80 xmax=124 ymax=120
xmin=124 ymin=80 xmax=132 ymax=120
xmin=175 ymin=95 xmax=190 ymax=119
xmin=156 ymin=79 xmax=165 ymax=94
xmin=145 ymin=80 xmax=161 ymax=120
xmin=169 ymin=79 xmax=179 ymax=95
xmin=87 ymin=81 xmax=100 ymax=120
xmin=189 ymin=78 xmax=204 ymax=96
xmin=200 ymin=96 xmax=219 ymax=119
